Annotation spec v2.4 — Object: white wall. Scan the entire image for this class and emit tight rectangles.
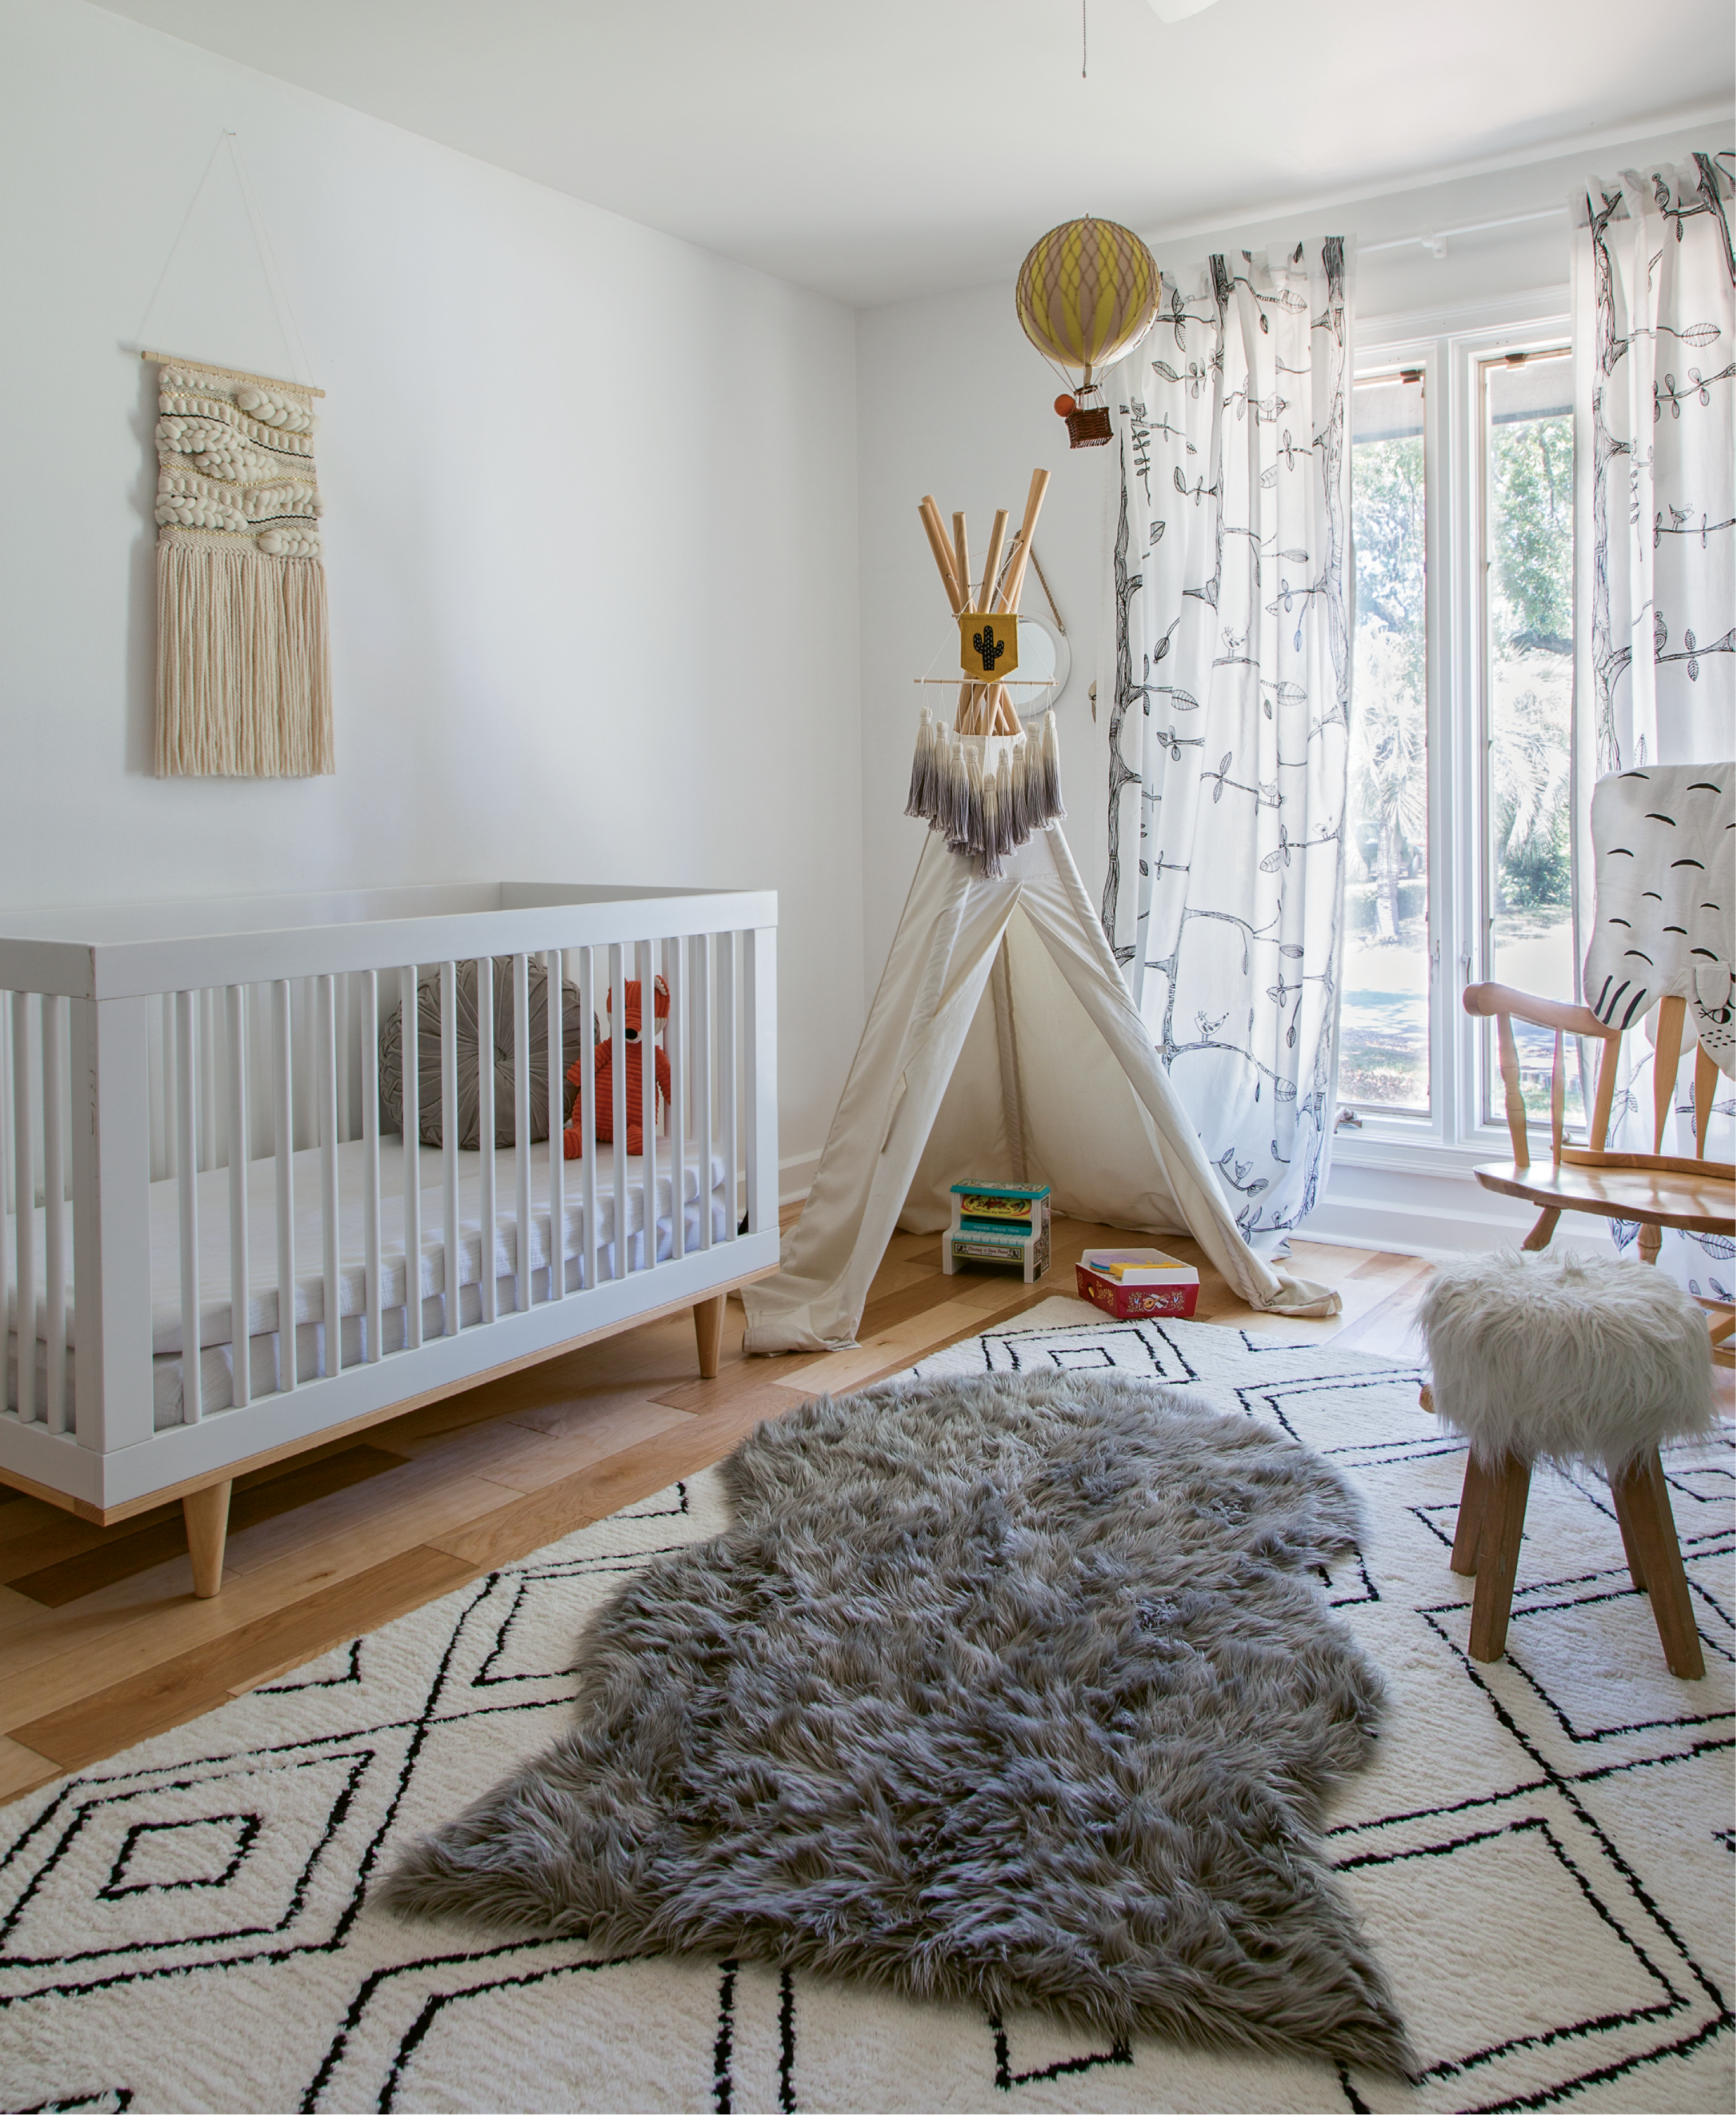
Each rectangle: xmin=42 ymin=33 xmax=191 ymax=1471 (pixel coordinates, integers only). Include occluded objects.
xmin=853 ymin=119 xmax=1715 ymax=1249
xmin=0 ymin=0 xmax=863 ymax=1192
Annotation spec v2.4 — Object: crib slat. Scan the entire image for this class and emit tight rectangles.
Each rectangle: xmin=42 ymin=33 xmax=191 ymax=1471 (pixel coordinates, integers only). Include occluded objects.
xmin=667 ymin=937 xmax=686 ymax=1261
xmin=638 ymin=938 xmax=656 ymax=1276
xmin=42 ymin=998 xmax=67 ymax=1435
xmin=719 ymin=932 xmax=738 ymax=1242
xmin=513 ymin=954 xmax=531 ymax=1311
xmin=476 ymin=958 xmax=497 ymax=1326
xmin=609 ymin=942 xmax=626 ymax=1284
xmin=547 ymin=949 xmax=565 ymax=1301
xmin=337 ymin=971 xmax=353 ymax=1145
xmin=361 ymin=970 xmax=382 ymax=1362
xmin=13 ymin=993 xmax=36 ymax=1424
xmin=401 ymin=966 xmax=422 ymax=1351
xmin=158 ymin=991 xmax=175 ymax=1180
xmin=441 ymin=960 xmax=459 ymax=1336
xmin=0 ymin=998 xmax=11 ymax=1398
xmin=745 ymin=925 xmax=777 ymax=1237
xmin=199 ymin=987 xmax=217 ymax=1172
xmin=273 ymin=979 xmax=296 ymax=1395
xmin=694 ymin=935 xmax=713 ymax=1252
xmin=316 ymin=975 xmax=341 ymax=1376
xmin=578 ymin=946 xmax=598 ymax=1294
xmin=175 ymin=989 xmax=202 ymax=1424
xmin=225 ymin=986 xmax=250 ymax=1410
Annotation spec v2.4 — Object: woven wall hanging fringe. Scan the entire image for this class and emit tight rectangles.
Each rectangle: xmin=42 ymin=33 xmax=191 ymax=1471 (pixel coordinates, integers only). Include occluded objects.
xmin=153 ymin=357 xmax=332 ymax=777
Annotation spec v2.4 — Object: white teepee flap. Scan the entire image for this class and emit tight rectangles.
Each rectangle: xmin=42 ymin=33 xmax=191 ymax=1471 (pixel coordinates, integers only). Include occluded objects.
xmin=743 ymin=828 xmax=1338 ymax=1354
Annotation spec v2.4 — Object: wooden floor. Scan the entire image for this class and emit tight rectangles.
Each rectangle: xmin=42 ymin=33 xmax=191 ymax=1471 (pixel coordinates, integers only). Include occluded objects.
xmin=0 ymin=1221 xmax=1451 ymax=1806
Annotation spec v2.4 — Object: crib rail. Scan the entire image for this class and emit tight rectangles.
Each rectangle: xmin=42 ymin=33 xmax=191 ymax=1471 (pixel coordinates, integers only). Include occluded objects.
xmin=0 ymin=887 xmax=776 ymax=1510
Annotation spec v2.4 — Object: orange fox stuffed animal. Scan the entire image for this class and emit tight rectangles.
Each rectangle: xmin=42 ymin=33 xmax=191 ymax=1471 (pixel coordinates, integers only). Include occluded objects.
xmin=563 ymin=977 xmax=670 ymax=1158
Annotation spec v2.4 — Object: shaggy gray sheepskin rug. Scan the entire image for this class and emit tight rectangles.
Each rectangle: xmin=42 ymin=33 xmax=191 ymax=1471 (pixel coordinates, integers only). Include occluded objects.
xmin=385 ymin=1372 xmax=1411 ymax=2072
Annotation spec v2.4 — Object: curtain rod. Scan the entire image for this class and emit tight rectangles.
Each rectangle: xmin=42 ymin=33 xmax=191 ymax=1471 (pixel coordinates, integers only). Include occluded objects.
xmin=1362 ymin=204 xmax=1569 ymax=259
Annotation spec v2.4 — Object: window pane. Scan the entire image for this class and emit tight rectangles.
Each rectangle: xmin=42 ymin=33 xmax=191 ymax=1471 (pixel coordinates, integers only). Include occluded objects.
xmin=1343 ymin=374 xmax=1429 ymax=1112
xmin=1484 ymin=352 xmax=1583 ymax=1126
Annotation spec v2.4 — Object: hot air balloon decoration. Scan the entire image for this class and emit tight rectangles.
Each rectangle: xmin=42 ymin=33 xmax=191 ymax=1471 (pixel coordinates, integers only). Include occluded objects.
xmin=1015 ymin=217 xmax=1162 ymax=447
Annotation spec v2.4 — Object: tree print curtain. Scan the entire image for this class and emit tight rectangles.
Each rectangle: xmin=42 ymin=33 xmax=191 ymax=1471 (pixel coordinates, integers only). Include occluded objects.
xmin=1572 ymin=153 xmax=1735 ymax=1303
xmin=1101 ymin=240 xmax=1353 ymax=1241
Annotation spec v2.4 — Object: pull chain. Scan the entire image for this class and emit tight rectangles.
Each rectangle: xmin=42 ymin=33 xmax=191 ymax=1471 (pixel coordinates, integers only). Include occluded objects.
xmin=1082 ymin=0 xmax=1089 ymax=78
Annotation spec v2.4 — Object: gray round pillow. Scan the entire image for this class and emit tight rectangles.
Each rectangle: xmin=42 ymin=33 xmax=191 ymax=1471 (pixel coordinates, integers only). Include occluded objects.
xmin=379 ymin=958 xmax=593 ymax=1149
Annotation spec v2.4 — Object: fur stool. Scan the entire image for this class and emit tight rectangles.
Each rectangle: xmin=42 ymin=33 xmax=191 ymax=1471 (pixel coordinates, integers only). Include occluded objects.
xmin=1418 ymin=1248 xmax=1715 ymax=1678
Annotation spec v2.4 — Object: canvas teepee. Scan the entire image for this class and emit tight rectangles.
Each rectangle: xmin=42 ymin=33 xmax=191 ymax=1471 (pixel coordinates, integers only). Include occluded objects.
xmin=742 ymin=469 xmax=1338 ymax=1355
xmin=742 ymin=821 xmax=1338 ymax=1353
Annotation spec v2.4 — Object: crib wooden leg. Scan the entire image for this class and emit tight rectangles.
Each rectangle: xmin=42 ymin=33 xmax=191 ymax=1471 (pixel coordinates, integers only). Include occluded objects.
xmin=183 ymin=1480 xmax=233 ymax=1599
xmin=692 ymin=1295 xmax=725 ymax=1381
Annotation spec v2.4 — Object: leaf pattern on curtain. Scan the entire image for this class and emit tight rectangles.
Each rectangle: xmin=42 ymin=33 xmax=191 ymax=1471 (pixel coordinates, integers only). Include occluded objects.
xmin=1572 ymin=152 xmax=1736 ymax=1293
xmin=1103 ymin=240 xmax=1353 ymax=1238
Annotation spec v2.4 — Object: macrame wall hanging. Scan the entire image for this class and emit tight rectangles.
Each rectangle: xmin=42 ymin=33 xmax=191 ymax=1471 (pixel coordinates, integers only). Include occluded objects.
xmin=152 ymin=356 xmax=331 ymax=776
xmin=138 ymin=133 xmax=331 ymax=778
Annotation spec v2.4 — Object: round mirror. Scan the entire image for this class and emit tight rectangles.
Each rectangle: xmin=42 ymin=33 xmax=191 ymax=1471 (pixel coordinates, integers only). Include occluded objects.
xmin=1016 ymin=612 xmax=1072 ymax=714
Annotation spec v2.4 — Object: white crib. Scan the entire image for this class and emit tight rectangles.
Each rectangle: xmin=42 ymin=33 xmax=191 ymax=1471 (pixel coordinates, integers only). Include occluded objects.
xmin=0 ymin=881 xmax=778 ymax=1592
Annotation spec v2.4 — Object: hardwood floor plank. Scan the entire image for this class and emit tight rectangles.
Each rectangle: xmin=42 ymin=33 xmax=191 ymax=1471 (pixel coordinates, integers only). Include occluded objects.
xmin=430 ymin=1397 xmax=795 ymax=1574
xmin=0 ymin=1469 xmax=516 ymax=1724
xmin=12 ymin=1546 xmax=476 ymax=1772
xmin=0 ymin=1733 xmax=60 ymax=1802
xmin=10 ymin=1445 xmax=411 ymax=1610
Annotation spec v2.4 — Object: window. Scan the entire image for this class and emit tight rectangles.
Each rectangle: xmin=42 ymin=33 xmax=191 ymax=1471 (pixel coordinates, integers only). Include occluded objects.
xmin=1337 ymin=306 xmax=1579 ymax=1159
xmin=1343 ymin=370 xmax=1429 ymax=1112
xmin=1480 ymin=348 xmax=1582 ymax=1126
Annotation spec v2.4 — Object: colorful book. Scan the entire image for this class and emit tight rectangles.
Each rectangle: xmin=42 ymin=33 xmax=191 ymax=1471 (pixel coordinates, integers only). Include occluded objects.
xmin=1079 ymin=1247 xmax=1198 ymax=1286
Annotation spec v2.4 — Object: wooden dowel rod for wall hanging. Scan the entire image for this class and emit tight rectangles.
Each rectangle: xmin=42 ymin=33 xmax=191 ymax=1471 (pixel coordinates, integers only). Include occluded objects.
xmin=139 ymin=348 xmax=325 ymax=397
xmin=953 ymin=514 xmax=971 ymax=610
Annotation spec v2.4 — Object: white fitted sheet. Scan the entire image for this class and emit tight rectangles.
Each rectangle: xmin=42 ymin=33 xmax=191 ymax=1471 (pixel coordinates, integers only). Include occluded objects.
xmin=4 ymin=1135 xmax=733 ymax=1427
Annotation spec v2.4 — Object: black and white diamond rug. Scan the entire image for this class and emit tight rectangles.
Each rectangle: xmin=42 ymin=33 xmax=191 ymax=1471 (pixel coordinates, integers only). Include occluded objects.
xmin=1 ymin=1300 xmax=1730 ymax=2114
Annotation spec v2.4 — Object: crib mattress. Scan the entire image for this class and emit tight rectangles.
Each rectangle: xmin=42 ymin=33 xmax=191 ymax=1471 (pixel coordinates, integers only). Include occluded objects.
xmin=5 ymin=1137 xmax=732 ymax=1427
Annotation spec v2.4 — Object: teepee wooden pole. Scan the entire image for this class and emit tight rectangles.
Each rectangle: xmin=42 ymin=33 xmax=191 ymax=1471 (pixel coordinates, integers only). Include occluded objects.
xmin=1000 ymin=469 xmax=1051 ymax=613
xmin=919 ymin=496 xmax=966 ymax=613
xmin=979 ymin=510 xmax=1009 ymax=611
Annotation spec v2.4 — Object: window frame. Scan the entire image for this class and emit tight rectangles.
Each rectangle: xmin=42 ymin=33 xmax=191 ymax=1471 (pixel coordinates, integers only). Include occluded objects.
xmin=1337 ymin=294 xmax=1574 ymax=1175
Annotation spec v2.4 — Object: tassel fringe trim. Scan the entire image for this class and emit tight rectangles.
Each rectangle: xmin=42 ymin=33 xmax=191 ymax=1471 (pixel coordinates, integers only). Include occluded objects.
xmin=905 ymin=708 xmax=1065 ymax=878
xmin=156 ymin=537 xmax=333 ymax=778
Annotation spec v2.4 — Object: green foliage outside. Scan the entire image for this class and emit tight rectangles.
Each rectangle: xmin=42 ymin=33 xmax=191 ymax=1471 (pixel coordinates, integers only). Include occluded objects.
xmin=1489 ymin=413 xmax=1574 ymax=917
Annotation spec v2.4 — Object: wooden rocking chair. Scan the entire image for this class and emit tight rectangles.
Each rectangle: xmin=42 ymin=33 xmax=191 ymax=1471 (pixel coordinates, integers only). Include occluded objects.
xmin=1463 ymin=984 xmax=1734 ymax=1360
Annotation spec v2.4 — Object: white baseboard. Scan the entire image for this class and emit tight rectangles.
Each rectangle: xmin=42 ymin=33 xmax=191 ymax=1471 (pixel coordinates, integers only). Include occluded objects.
xmin=1300 ymin=1156 xmax=1621 ymax=1263
xmin=779 ymin=1147 xmax=821 ymax=1206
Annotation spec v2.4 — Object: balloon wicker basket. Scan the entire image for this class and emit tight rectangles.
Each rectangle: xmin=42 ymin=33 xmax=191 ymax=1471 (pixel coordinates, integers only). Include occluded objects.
xmin=1064 ymin=403 xmax=1113 ymax=448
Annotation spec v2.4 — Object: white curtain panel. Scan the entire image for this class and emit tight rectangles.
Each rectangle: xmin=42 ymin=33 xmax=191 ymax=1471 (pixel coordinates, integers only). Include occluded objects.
xmin=1571 ymin=153 xmax=1735 ymax=1300
xmin=1101 ymin=239 xmax=1354 ymax=1241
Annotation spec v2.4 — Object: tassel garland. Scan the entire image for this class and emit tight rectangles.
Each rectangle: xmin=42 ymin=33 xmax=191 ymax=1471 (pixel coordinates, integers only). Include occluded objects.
xmin=905 ymin=707 xmax=1065 ymax=877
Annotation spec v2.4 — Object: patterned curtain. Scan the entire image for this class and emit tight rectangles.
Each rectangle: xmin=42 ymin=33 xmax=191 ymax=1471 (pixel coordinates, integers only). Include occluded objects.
xmin=1572 ymin=154 xmax=1735 ymax=1302
xmin=1101 ymin=240 xmax=1353 ymax=1240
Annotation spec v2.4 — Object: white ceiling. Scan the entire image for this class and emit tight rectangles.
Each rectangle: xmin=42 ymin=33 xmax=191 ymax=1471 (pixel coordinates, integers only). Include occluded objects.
xmin=95 ymin=0 xmax=1732 ymax=306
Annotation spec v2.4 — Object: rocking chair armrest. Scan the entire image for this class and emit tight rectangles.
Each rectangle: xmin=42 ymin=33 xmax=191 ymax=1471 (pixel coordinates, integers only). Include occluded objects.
xmin=1461 ymin=983 xmax=1616 ymax=1042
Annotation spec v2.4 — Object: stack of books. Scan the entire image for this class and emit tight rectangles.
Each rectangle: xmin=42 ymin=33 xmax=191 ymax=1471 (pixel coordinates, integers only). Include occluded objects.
xmin=1075 ymin=1247 xmax=1200 ymax=1319
xmin=944 ymin=1182 xmax=1051 ymax=1284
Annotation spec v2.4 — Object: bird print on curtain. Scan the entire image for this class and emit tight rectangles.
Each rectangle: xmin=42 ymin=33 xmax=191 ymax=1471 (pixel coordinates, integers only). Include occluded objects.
xmin=1102 ymin=240 xmax=1354 ymax=1239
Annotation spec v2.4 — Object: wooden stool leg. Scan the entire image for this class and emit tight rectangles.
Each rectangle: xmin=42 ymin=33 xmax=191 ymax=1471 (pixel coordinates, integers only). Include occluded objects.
xmin=1610 ymin=1449 xmax=1704 ymax=1679
xmin=1522 ymin=1207 xmax=1560 ymax=1253
xmin=1468 ymin=1453 xmax=1531 ymax=1662
xmin=692 ymin=1294 xmax=725 ymax=1381
xmin=183 ymin=1479 xmax=233 ymax=1599
xmin=1451 ymin=1452 xmax=1494 ymax=1577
